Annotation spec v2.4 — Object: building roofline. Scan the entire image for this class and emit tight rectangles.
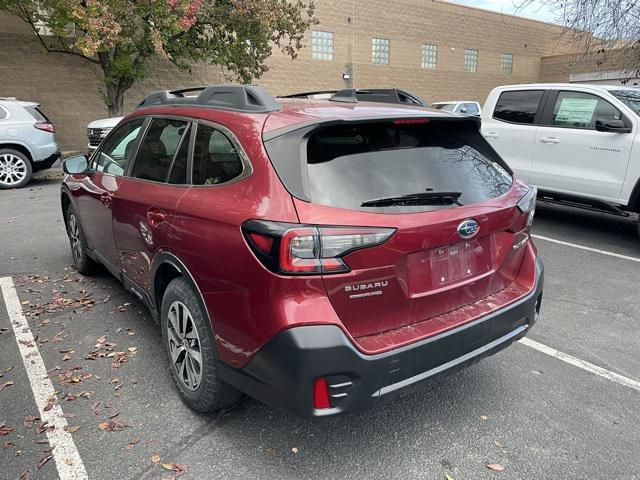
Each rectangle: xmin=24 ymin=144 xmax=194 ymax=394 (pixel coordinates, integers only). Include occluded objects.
xmin=433 ymin=0 xmax=566 ymax=29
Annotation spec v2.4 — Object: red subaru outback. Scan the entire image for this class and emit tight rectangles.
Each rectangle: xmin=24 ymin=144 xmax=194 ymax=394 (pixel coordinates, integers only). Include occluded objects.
xmin=61 ymin=85 xmax=543 ymax=416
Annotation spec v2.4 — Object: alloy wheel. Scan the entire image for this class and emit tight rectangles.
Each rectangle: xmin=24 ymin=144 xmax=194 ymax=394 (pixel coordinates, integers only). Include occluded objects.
xmin=68 ymin=214 xmax=83 ymax=265
xmin=0 ymin=153 xmax=28 ymax=187
xmin=167 ymin=301 xmax=203 ymax=391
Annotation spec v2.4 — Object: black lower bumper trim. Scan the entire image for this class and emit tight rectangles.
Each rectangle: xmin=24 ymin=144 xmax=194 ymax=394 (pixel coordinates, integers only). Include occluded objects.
xmin=219 ymin=258 xmax=544 ymax=417
xmin=34 ymin=151 xmax=61 ymax=171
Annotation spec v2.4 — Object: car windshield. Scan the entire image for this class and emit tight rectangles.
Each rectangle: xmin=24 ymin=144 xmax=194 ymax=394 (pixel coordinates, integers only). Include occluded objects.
xmin=610 ymin=89 xmax=640 ymax=116
xmin=433 ymin=103 xmax=456 ymax=112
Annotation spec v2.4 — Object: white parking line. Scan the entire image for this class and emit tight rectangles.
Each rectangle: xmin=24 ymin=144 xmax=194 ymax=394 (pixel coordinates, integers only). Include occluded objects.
xmin=531 ymin=234 xmax=640 ymax=263
xmin=519 ymin=337 xmax=640 ymax=393
xmin=0 ymin=276 xmax=88 ymax=480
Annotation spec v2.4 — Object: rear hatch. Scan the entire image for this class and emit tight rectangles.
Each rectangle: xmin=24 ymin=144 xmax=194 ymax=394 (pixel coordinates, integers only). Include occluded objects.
xmin=264 ymin=116 xmax=532 ymax=344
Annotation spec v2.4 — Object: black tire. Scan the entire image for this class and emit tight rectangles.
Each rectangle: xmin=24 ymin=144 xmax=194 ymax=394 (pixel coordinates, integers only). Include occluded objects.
xmin=0 ymin=148 xmax=33 ymax=189
xmin=161 ymin=277 xmax=241 ymax=413
xmin=65 ymin=205 xmax=96 ymax=275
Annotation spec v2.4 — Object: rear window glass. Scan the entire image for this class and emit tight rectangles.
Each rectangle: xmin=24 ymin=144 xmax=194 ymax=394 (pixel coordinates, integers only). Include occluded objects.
xmin=493 ymin=90 xmax=543 ymax=124
xmin=302 ymin=120 xmax=512 ymax=213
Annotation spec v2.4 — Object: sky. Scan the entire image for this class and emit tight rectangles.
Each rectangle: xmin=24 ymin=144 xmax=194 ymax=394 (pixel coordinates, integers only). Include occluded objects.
xmin=448 ymin=0 xmax=559 ymax=23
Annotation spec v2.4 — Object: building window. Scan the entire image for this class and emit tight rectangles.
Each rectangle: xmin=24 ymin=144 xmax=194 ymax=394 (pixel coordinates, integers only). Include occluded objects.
xmin=372 ymin=38 xmax=390 ymax=65
xmin=501 ymin=53 xmax=513 ymax=75
xmin=464 ymin=48 xmax=478 ymax=72
xmin=311 ymin=30 xmax=334 ymax=61
xmin=421 ymin=44 xmax=437 ymax=69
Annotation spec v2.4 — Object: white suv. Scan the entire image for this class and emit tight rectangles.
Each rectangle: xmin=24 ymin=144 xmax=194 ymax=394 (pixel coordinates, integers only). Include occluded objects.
xmin=481 ymin=83 xmax=640 ymax=231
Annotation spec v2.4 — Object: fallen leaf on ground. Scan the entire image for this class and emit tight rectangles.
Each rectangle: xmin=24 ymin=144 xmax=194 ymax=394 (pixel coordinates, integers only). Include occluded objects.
xmin=124 ymin=437 xmax=140 ymax=450
xmin=151 ymin=453 xmax=161 ymax=464
xmin=291 ymin=447 xmax=299 ymax=454
xmin=160 ymin=463 xmax=186 ymax=476
xmin=0 ymin=380 xmax=14 ymax=392
xmin=23 ymin=416 xmax=40 ymax=428
xmin=445 ymin=474 xmax=455 ymax=480
xmin=480 ymin=415 xmax=488 ymax=421
xmin=64 ymin=425 xmax=80 ymax=433
xmin=37 ymin=453 xmax=54 ymax=469
xmin=494 ymin=440 xmax=504 ymax=448
xmin=0 ymin=424 xmax=15 ymax=436
xmin=98 ymin=419 xmax=129 ymax=432
xmin=2 ymin=441 xmax=15 ymax=448
xmin=487 ymin=463 xmax=506 ymax=472
xmin=127 ymin=347 xmax=137 ymax=353
xmin=19 ymin=469 xmax=30 ymax=480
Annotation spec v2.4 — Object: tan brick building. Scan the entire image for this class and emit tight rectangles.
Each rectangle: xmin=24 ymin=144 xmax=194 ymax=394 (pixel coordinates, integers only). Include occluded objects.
xmin=0 ymin=1 xmax=631 ymax=150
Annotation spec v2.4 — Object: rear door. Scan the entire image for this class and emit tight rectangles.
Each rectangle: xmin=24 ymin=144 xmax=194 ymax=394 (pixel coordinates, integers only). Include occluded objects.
xmin=482 ymin=89 xmax=546 ymax=181
xmin=531 ymin=89 xmax=634 ymax=201
xmin=268 ymin=119 xmax=530 ymax=341
xmin=75 ymin=118 xmax=145 ymax=272
xmin=111 ymin=117 xmax=192 ymax=293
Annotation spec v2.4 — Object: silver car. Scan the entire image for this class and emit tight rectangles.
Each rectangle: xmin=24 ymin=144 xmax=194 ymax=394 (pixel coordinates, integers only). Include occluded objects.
xmin=0 ymin=97 xmax=60 ymax=189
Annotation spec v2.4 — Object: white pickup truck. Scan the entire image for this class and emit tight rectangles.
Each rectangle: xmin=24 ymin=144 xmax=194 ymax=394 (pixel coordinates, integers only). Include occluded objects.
xmin=481 ymin=83 xmax=640 ymax=235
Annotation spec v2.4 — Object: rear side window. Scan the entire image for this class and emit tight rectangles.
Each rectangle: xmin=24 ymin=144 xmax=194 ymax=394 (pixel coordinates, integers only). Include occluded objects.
xmin=0 ymin=107 xmax=7 ymax=120
xmin=550 ymin=91 xmax=622 ymax=129
xmin=24 ymin=106 xmax=50 ymax=123
xmin=493 ymin=90 xmax=544 ymax=124
xmin=192 ymin=124 xmax=244 ymax=185
xmin=267 ymin=120 xmax=512 ymax=213
xmin=131 ymin=118 xmax=189 ymax=182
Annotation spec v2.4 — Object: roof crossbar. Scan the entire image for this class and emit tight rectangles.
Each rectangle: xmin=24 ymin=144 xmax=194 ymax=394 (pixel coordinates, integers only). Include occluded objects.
xmin=136 ymin=85 xmax=281 ymax=113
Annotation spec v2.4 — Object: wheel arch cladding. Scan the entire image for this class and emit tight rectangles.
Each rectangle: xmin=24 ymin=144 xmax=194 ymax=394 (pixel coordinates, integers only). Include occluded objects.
xmin=154 ymin=262 xmax=183 ymax=313
xmin=0 ymin=143 xmax=34 ymax=163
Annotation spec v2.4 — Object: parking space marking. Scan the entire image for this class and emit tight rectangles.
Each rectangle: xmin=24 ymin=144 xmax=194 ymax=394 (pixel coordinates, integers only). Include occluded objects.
xmin=519 ymin=337 xmax=640 ymax=393
xmin=531 ymin=234 xmax=640 ymax=263
xmin=0 ymin=276 xmax=88 ymax=480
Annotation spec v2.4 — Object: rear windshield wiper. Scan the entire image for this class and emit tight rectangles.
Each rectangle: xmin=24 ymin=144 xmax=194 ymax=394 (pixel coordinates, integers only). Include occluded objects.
xmin=361 ymin=191 xmax=463 ymax=207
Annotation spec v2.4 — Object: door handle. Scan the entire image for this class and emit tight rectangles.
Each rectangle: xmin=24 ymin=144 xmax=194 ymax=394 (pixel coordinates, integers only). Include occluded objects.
xmin=146 ymin=207 xmax=166 ymax=226
xmin=539 ymin=136 xmax=560 ymax=144
xmin=484 ymin=132 xmax=499 ymax=139
xmin=100 ymin=193 xmax=112 ymax=208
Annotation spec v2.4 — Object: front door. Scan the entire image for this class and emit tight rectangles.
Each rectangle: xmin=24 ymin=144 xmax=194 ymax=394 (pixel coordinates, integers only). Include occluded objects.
xmin=112 ymin=117 xmax=192 ymax=294
xmin=531 ymin=90 xmax=634 ymax=201
xmin=74 ymin=118 xmax=145 ymax=271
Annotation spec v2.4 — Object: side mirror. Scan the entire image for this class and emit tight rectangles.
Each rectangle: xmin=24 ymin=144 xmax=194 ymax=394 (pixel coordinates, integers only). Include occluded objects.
xmin=63 ymin=155 xmax=89 ymax=175
xmin=459 ymin=107 xmax=468 ymax=114
xmin=595 ymin=118 xmax=631 ymax=133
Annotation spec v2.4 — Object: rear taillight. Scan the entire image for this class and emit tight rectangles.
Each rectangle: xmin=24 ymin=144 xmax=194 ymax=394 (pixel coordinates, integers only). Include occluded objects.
xmin=517 ymin=186 xmax=537 ymax=228
xmin=34 ymin=122 xmax=55 ymax=133
xmin=242 ymin=220 xmax=395 ymax=275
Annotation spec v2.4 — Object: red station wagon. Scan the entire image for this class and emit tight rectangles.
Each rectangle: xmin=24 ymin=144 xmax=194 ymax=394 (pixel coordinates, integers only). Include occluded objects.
xmin=61 ymin=85 xmax=543 ymax=416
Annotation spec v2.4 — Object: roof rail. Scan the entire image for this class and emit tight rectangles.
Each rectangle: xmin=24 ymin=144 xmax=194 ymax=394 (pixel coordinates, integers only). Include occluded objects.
xmin=280 ymin=88 xmax=428 ymax=107
xmin=330 ymin=89 xmax=359 ymax=103
xmin=136 ymin=85 xmax=281 ymax=113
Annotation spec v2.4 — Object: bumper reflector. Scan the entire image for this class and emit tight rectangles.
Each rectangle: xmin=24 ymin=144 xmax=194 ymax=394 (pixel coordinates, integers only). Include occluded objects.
xmin=313 ymin=378 xmax=330 ymax=409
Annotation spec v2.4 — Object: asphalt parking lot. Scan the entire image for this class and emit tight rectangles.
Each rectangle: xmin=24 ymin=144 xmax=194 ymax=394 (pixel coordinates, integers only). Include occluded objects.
xmin=1 ymin=175 xmax=639 ymax=480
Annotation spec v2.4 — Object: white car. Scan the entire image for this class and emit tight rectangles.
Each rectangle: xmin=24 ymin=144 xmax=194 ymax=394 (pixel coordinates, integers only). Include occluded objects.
xmin=481 ymin=83 xmax=640 ymax=233
xmin=431 ymin=101 xmax=481 ymax=116
xmin=87 ymin=116 xmax=123 ymax=152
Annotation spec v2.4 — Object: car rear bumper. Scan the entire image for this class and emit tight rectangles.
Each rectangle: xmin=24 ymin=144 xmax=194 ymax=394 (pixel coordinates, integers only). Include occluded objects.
xmin=219 ymin=257 xmax=544 ymax=417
